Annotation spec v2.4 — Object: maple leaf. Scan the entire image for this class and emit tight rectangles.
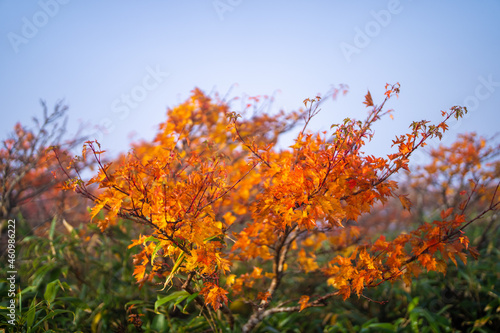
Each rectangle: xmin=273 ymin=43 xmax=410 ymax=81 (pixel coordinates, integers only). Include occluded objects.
xmin=338 ymin=285 xmax=351 ymax=301
xmin=128 ymin=235 xmax=146 ymax=249
xmin=298 ymin=295 xmax=309 ymax=312
xmin=468 ymin=247 xmax=480 ymax=260
xmin=372 ymin=235 xmax=388 ymax=252
xmin=257 ymin=291 xmax=271 ymax=302
xmin=226 ymin=274 xmax=236 ymax=287
xmin=440 ymin=207 xmax=453 ymax=220
xmin=201 ymin=283 xmax=229 ymax=311
xmin=352 ymin=275 xmax=365 ymax=296
xmin=398 ymin=194 xmax=412 ymax=211
xmin=363 ymin=90 xmax=374 ymax=107
xmin=132 ymin=265 xmax=146 ymax=282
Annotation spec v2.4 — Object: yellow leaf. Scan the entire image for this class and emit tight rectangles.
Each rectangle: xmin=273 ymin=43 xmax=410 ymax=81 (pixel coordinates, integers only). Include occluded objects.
xmin=223 ymin=212 xmax=237 ymax=226
xmin=90 ymin=198 xmax=108 ymax=220
xmin=226 ymin=274 xmax=236 ymax=287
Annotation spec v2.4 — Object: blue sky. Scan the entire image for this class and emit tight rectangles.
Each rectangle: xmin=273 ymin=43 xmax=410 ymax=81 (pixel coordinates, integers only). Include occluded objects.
xmin=1 ymin=0 xmax=499 ymax=167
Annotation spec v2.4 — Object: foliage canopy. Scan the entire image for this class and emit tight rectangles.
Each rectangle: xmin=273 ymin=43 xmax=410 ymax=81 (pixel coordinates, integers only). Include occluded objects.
xmin=52 ymin=85 xmax=499 ymax=332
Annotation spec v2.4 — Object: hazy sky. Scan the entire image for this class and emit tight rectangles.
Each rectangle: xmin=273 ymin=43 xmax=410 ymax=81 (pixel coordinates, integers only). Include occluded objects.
xmin=1 ymin=0 xmax=499 ymax=167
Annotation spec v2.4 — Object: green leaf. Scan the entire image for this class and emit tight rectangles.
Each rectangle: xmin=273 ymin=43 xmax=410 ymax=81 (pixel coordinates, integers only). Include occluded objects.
xmin=155 ymin=290 xmax=189 ymax=312
xmin=204 ymin=234 xmax=224 ymax=244
xmin=360 ymin=322 xmax=395 ymax=332
xmin=48 ymin=216 xmax=57 ymax=240
xmin=44 ymin=280 xmax=61 ymax=304
xmin=160 ymin=251 xmax=186 ymax=291
xmin=31 ymin=263 xmax=56 ymax=288
xmin=31 ymin=309 xmax=74 ymax=330
xmin=143 ymin=235 xmax=160 ymax=244
xmin=150 ymin=242 xmax=163 ymax=265
xmin=124 ymin=300 xmax=146 ymax=309
xmin=26 ymin=296 xmax=38 ymax=330
xmin=409 ymin=312 xmax=420 ymax=333
xmin=183 ymin=292 xmax=199 ymax=313
xmin=57 ymin=297 xmax=89 ymax=309
xmin=407 ymin=297 xmax=419 ymax=313
xmin=151 ymin=313 xmax=168 ymax=331
xmin=411 ymin=308 xmax=440 ymax=333
xmin=173 ymin=294 xmax=189 ymax=308
xmin=436 ymin=304 xmax=453 ymax=316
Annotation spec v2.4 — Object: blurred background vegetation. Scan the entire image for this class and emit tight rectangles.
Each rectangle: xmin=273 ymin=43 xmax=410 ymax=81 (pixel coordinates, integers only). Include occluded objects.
xmin=1 ymin=206 xmax=498 ymax=332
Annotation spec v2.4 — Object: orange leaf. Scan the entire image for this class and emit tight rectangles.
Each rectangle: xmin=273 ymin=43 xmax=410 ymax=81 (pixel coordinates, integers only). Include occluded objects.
xmin=257 ymin=291 xmax=271 ymax=302
xmin=398 ymin=195 xmax=412 ymax=211
xmin=338 ymin=285 xmax=351 ymax=300
xmin=468 ymin=247 xmax=480 ymax=260
xmin=459 ymin=236 xmax=469 ymax=249
xmin=363 ymin=90 xmax=374 ymax=107
xmin=298 ymin=295 xmax=310 ymax=312
xmin=353 ymin=276 xmax=365 ymax=296
xmin=201 ymin=283 xmax=229 ymax=311
xmin=440 ymin=207 xmax=453 ymax=220
xmin=132 ymin=265 xmax=146 ymax=281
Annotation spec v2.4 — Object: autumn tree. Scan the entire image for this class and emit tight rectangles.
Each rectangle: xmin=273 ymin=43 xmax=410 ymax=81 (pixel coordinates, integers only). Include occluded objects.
xmin=408 ymin=133 xmax=499 ymax=248
xmin=0 ymin=101 xmax=89 ymax=248
xmin=357 ymin=133 xmax=499 ymax=239
xmin=56 ymin=85 xmax=499 ymax=332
